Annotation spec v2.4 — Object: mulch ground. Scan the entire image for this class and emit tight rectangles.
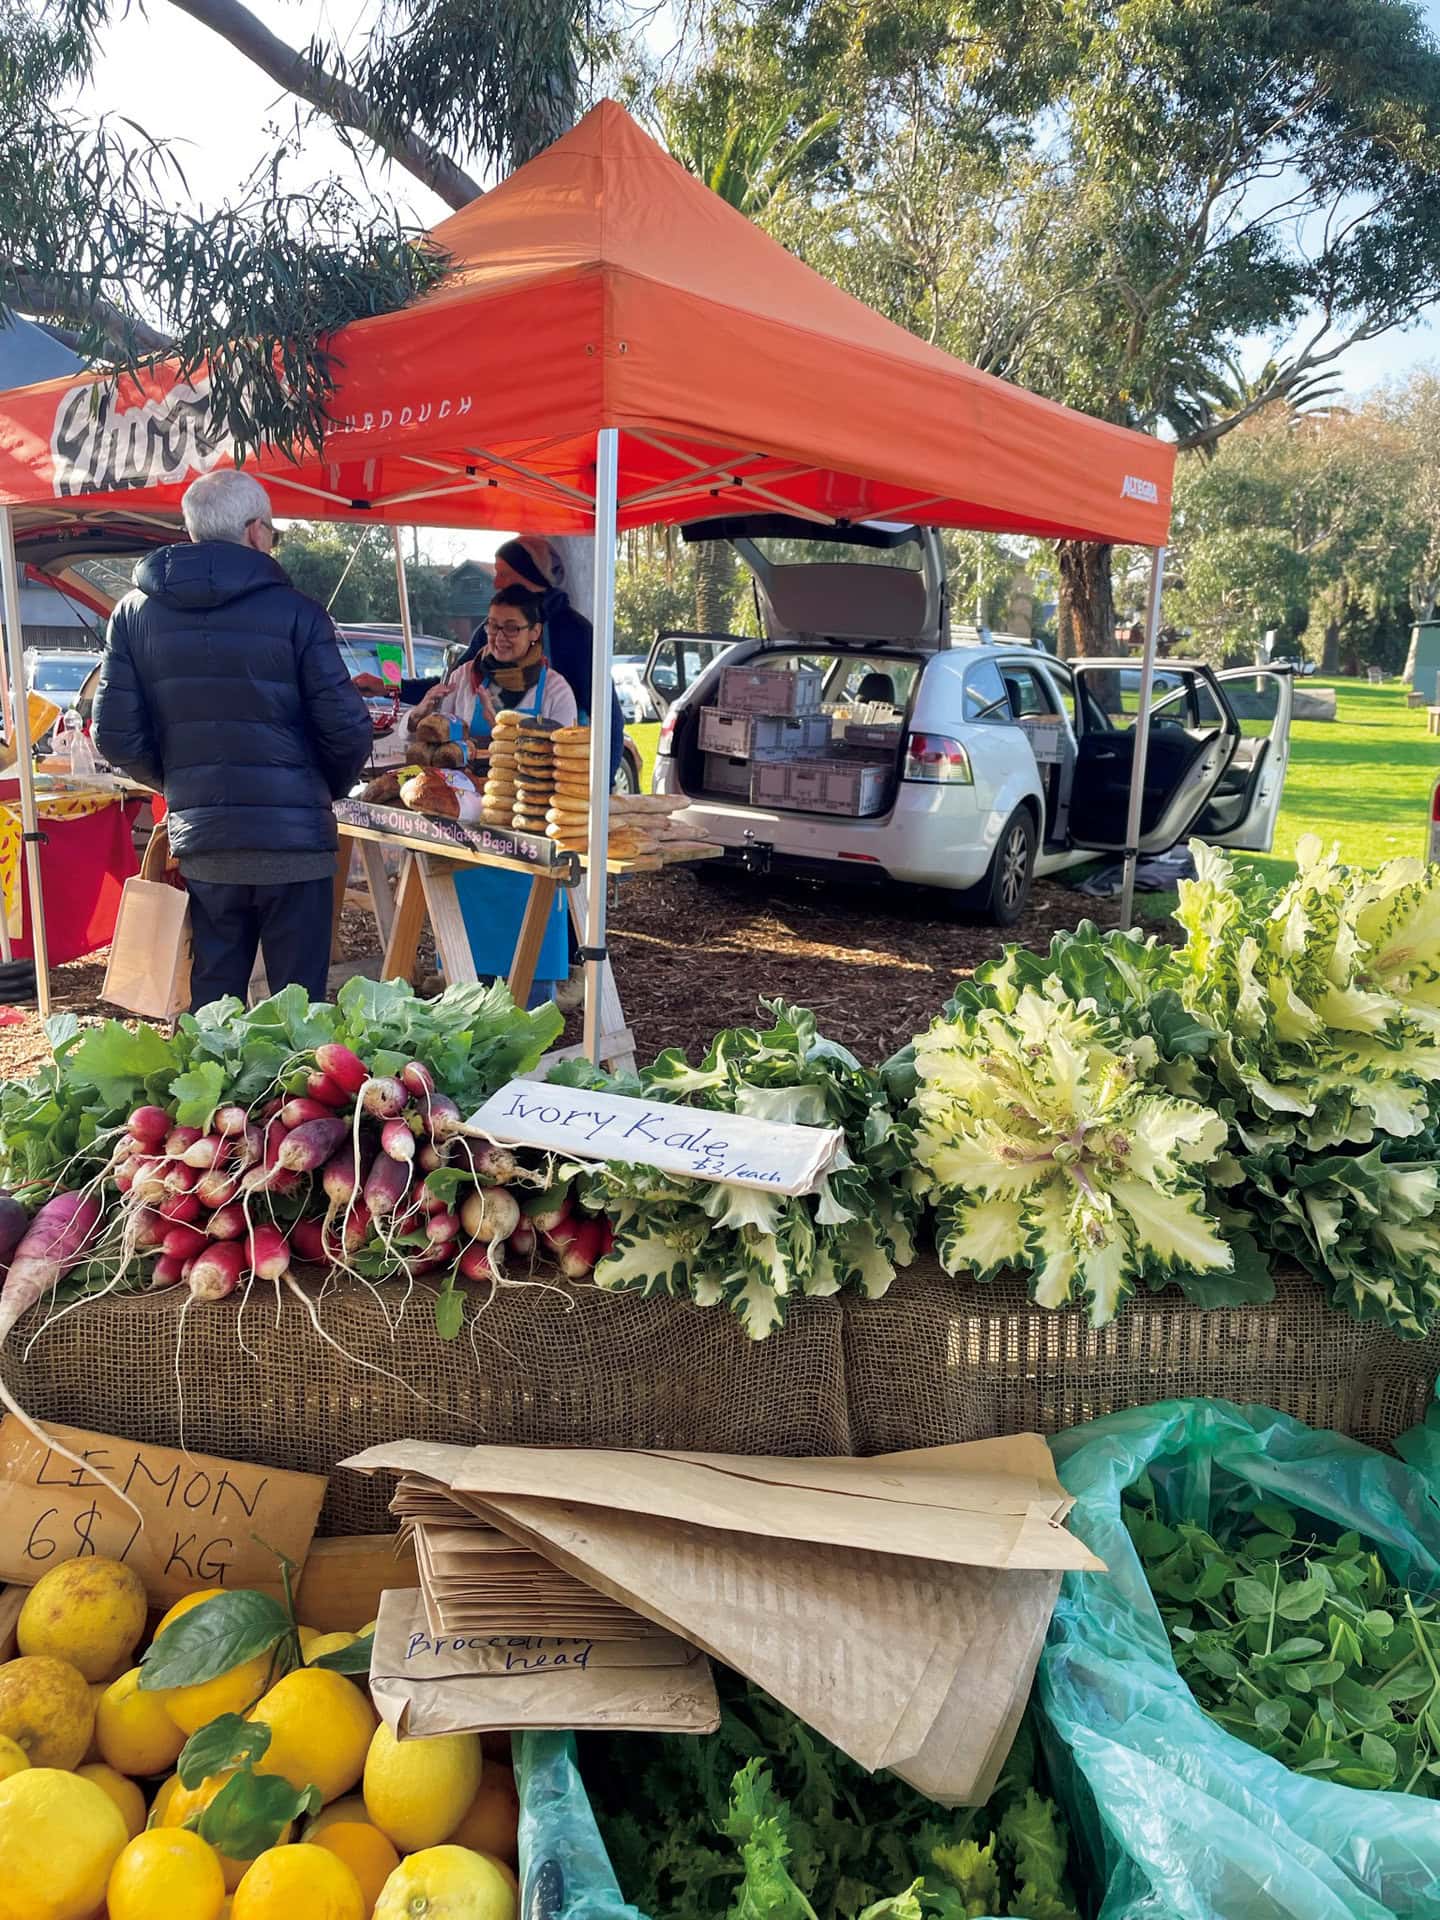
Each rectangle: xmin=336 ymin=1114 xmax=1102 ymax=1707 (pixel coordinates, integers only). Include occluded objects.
xmin=0 ymin=871 xmax=1121 ymax=1079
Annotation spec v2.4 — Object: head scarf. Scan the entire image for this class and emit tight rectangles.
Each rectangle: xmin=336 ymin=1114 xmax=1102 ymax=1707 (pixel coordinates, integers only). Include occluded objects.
xmin=495 ymin=535 xmax=565 ymax=595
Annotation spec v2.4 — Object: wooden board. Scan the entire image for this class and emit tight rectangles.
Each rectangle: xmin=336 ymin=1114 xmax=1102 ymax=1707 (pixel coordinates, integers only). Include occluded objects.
xmin=0 ymin=1583 xmax=25 ymax=1662
xmin=337 ymin=818 xmax=575 ymax=883
xmin=294 ymin=1533 xmax=419 ymax=1633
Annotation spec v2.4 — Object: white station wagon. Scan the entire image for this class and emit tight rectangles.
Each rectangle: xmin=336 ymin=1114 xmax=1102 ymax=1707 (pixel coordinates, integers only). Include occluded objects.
xmin=647 ymin=519 xmax=1295 ymax=922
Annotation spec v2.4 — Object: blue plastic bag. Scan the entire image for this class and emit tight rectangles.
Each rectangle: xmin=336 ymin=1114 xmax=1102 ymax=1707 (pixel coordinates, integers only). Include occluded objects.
xmin=1040 ymin=1399 xmax=1440 ymax=1920
xmin=516 ymin=1731 xmax=648 ymax=1920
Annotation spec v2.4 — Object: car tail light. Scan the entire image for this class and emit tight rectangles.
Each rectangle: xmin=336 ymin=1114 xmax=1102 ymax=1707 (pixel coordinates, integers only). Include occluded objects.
xmin=657 ymin=709 xmax=678 ymax=757
xmin=1432 ymin=776 xmax=1440 ymax=823
xmin=903 ymin=732 xmax=973 ymax=784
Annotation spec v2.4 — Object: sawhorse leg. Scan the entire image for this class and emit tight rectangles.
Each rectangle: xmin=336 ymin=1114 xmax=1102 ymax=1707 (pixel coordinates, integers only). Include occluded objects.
xmin=381 ymin=853 xmax=429 ymax=984
xmin=508 ymin=874 xmax=560 ymax=1009
xmin=565 ymin=877 xmax=636 ymax=1074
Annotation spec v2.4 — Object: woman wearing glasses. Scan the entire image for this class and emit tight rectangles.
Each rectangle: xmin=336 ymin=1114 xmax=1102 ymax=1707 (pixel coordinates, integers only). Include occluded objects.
xmin=411 ymin=583 xmax=578 ymax=737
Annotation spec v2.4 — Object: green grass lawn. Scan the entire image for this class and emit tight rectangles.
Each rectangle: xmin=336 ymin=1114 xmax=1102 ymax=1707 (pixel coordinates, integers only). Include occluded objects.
xmin=629 ymin=720 xmax=660 ymax=792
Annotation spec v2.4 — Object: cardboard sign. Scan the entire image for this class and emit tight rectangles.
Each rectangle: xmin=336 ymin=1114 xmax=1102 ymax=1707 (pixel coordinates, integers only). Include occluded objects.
xmin=467 ymin=1080 xmax=847 ymax=1194
xmin=0 ymin=1418 xmax=327 ymax=1605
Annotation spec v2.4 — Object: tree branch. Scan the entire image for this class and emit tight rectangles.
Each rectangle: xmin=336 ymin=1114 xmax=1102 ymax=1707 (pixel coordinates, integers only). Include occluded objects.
xmin=5 ymin=270 xmax=172 ymax=356
xmin=166 ymin=0 xmax=483 ymax=210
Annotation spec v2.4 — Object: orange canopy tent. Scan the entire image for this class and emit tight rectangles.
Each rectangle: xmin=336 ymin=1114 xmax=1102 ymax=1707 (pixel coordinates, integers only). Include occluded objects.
xmin=0 ymin=99 xmax=1177 ymax=1032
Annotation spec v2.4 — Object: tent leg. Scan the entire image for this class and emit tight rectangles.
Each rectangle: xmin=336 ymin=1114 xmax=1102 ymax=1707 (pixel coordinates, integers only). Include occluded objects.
xmin=1118 ymin=546 xmax=1168 ymax=929
xmin=0 ymin=505 xmax=49 ymax=1016
xmin=582 ymin=429 xmax=620 ymax=1064
xmin=392 ymin=528 xmax=417 ymax=678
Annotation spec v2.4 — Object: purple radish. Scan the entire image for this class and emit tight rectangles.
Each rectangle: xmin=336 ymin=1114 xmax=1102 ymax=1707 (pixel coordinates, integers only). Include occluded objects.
xmin=427 ymin=1210 xmax=461 ymax=1245
xmin=246 ymin=1224 xmax=291 ymax=1280
xmin=280 ymin=1096 xmax=332 ymax=1130
xmin=289 ymin=1216 xmax=328 ymax=1263
xmin=213 ymin=1104 xmax=249 ymax=1137
xmin=360 ymin=1076 xmax=407 ymax=1119
xmin=158 ymin=1191 xmax=201 ymax=1226
xmin=458 ymin=1242 xmax=493 ymax=1282
xmin=322 ymin=1150 xmax=360 ymax=1209
xmin=189 ymin=1240 xmax=247 ymax=1301
xmin=363 ymin=1152 xmax=410 ymax=1217
xmin=206 ymin=1203 xmax=247 ymax=1241
xmin=306 ymin=1069 xmax=350 ymax=1110
xmin=195 ymin=1166 xmax=240 ymax=1209
xmin=238 ymin=1123 xmax=264 ymax=1168
xmin=278 ymin=1118 xmax=349 ymax=1173
xmin=458 ymin=1141 xmax=518 ymax=1185
xmin=164 ymin=1163 xmax=198 ymax=1193
xmin=522 ymin=1184 xmax=573 ymax=1233
xmin=315 ymin=1042 xmax=370 ymax=1095
xmin=460 ymin=1187 xmax=520 ymax=1244
xmin=508 ymin=1219 xmax=536 ymax=1259
xmin=149 ymin=1253 xmax=186 ymax=1289
xmin=400 ymin=1061 xmax=435 ymax=1098
xmin=416 ymin=1142 xmax=448 ymax=1174
xmin=132 ymin=1208 xmax=167 ymax=1251
xmin=181 ymin=1134 xmax=226 ymax=1170
xmin=162 ymin=1222 xmax=208 ymax=1262
xmin=424 ymin=1092 xmax=461 ymax=1135
xmin=163 ymin=1124 xmax=202 ymax=1158
xmin=127 ymin=1105 xmax=172 ymax=1147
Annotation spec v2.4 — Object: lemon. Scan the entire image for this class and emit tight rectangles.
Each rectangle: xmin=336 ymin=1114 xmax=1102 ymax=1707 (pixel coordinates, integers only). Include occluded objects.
xmin=373 ymin=1845 xmax=518 ymax=1920
xmin=150 ymin=1771 xmax=181 ymax=1827
xmin=97 ymin=1665 xmax=187 ymax=1776
xmin=248 ymin=1667 xmax=377 ymax=1803
xmin=17 ymin=1557 xmax=147 ymax=1684
xmin=363 ymin=1722 xmax=483 ymax=1853
xmin=162 ymin=1771 xmax=293 ymax=1892
xmin=0 ymin=1765 xmax=129 ymax=1920
xmin=108 ymin=1825 xmax=227 ymax=1920
xmin=305 ymin=1631 xmax=358 ymax=1664
xmin=0 ymin=1654 xmax=94 ymax=1769
xmin=356 ymin=1620 xmax=377 ymax=1637
xmin=450 ymin=1763 xmax=520 ymax=1864
xmin=296 ymin=1625 xmax=323 ymax=1660
xmin=312 ymin=1820 xmax=401 ymax=1911
xmin=305 ymin=1792 xmax=368 ymax=1837
xmin=76 ymin=1761 xmax=146 ymax=1838
xmin=160 ymin=1647 xmax=277 ymax=1737
xmin=82 ymin=1681 xmax=105 ymax=1762
xmin=0 ymin=1733 xmax=28 ymax=1782
xmin=232 ymin=1842 xmax=365 ymax=1920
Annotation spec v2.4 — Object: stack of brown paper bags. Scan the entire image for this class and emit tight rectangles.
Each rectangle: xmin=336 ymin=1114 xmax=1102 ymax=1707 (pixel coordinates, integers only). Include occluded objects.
xmin=346 ymin=1435 xmax=1105 ymax=1805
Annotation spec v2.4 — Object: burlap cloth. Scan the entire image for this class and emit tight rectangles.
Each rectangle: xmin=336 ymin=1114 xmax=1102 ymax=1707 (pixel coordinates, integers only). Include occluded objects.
xmin=10 ymin=1260 xmax=1438 ymax=1535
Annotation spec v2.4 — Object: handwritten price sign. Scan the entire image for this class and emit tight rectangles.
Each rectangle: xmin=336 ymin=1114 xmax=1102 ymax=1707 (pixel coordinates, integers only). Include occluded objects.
xmin=0 ymin=1418 xmax=326 ymax=1605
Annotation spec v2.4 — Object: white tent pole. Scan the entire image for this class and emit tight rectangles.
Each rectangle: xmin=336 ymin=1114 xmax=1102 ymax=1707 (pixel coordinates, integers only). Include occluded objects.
xmin=1118 ymin=546 xmax=1168 ymax=927
xmin=582 ymin=429 xmax=620 ymax=1063
xmin=391 ymin=528 xmax=417 ymax=677
xmin=0 ymin=505 xmax=50 ymax=1015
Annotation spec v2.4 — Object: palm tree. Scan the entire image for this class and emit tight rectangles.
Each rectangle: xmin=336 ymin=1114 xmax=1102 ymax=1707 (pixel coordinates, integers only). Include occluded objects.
xmin=1167 ymin=352 xmax=1346 ymax=455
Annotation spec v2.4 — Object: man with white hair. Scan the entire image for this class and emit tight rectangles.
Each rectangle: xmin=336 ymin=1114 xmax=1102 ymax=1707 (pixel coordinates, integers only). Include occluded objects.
xmin=94 ymin=469 xmax=373 ymax=1010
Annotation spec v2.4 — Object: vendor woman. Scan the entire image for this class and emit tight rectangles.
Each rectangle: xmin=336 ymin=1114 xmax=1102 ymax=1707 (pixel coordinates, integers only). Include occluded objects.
xmin=412 ymin=584 xmax=577 ymax=738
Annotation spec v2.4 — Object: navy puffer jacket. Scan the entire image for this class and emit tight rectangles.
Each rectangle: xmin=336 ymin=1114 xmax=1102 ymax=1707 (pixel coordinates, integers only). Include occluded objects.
xmin=93 ymin=542 xmax=373 ymax=859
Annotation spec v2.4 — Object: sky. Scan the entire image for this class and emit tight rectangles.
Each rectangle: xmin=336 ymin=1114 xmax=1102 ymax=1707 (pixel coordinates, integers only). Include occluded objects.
xmin=74 ymin=0 xmax=1440 ymax=549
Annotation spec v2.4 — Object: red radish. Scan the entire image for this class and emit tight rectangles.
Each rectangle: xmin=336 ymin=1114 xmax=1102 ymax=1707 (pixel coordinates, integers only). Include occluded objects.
xmin=164 ymin=1162 xmax=198 ymax=1193
xmin=360 ymin=1076 xmax=407 ymax=1119
xmin=460 ymin=1187 xmax=520 ymax=1244
xmin=458 ymin=1241 xmax=493 ymax=1282
xmin=238 ymin=1123 xmax=264 ymax=1168
xmin=322 ymin=1150 xmax=360 ymax=1209
xmin=416 ymin=1142 xmax=448 ymax=1174
xmin=306 ymin=1069 xmax=350 ymax=1109
xmin=158 ymin=1191 xmax=201 ymax=1225
xmin=427 ymin=1210 xmax=461 ymax=1245
xmin=324 ymin=1198 xmax=371 ymax=1255
xmin=392 ymin=1197 xmax=428 ymax=1237
xmin=381 ymin=1116 xmax=416 ymax=1163
xmin=149 ymin=1253 xmax=186 ymax=1289
xmin=289 ymin=1216 xmax=328 ymax=1263
xmin=508 ymin=1219 xmax=536 ymax=1259
xmin=364 ymin=1152 xmax=410 ymax=1217
xmin=164 ymin=1124 xmax=202 ymax=1158
xmin=189 ymin=1240 xmax=247 ymax=1301
xmin=113 ymin=1160 xmax=136 ymax=1195
xmin=424 ymin=1092 xmax=461 ymax=1134
xmin=181 ymin=1133 xmax=225 ymax=1170
xmin=126 ymin=1105 xmax=171 ymax=1147
xmin=315 ymin=1042 xmax=370 ymax=1095
xmin=280 ymin=1096 xmax=332 ymax=1130
xmin=595 ymin=1215 xmax=615 ymax=1257
xmin=409 ymin=1252 xmax=451 ymax=1275
xmin=544 ymin=1214 xmax=606 ymax=1279
xmin=246 ymin=1224 xmax=291 ymax=1280
xmin=458 ymin=1141 xmax=518 ymax=1184
xmin=278 ymin=1118 xmax=349 ymax=1172
xmin=260 ymin=1097 xmax=284 ymax=1121
xmin=112 ymin=1135 xmax=141 ymax=1162
xmin=131 ymin=1208 xmax=167 ymax=1250
xmin=213 ymin=1104 xmax=249 ymax=1137
xmin=400 ymin=1061 xmax=435 ymax=1098
xmin=162 ymin=1222 xmax=208 ymax=1262
xmin=522 ymin=1184 xmax=572 ymax=1233
xmin=206 ymin=1203 xmax=247 ymax=1241
xmin=131 ymin=1160 xmax=168 ymax=1206
xmin=196 ymin=1166 xmax=240 ymax=1209
xmin=421 ymin=1181 xmax=451 ymax=1213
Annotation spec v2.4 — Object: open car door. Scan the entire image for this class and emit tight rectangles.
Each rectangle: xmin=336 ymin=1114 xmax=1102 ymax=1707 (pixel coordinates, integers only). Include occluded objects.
xmin=642 ymin=631 xmax=736 ymax=714
xmin=1191 ymin=667 xmax=1294 ymax=852
xmin=1066 ymin=661 xmax=1241 ymax=855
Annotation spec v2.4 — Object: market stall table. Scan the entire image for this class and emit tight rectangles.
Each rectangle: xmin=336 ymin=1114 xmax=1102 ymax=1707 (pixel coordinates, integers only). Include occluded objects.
xmin=0 ymin=776 xmax=141 ymax=966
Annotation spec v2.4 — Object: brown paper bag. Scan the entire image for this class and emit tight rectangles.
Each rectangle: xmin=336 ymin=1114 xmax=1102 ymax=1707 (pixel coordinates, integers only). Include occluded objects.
xmin=102 ymin=826 xmax=191 ymax=1018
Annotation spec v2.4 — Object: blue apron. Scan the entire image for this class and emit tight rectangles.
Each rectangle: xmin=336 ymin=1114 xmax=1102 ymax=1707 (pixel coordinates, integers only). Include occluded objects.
xmin=453 ymin=665 xmax=568 ymax=1000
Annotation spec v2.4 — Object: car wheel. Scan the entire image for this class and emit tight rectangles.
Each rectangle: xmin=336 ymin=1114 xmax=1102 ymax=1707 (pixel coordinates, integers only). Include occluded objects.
xmin=973 ymin=807 xmax=1036 ymax=925
xmin=612 ymin=752 xmax=640 ymax=796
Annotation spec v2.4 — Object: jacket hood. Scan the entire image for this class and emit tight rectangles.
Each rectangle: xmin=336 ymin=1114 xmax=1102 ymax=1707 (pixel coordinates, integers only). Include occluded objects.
xmin=134 ymin=541 xmax=287 ymax=611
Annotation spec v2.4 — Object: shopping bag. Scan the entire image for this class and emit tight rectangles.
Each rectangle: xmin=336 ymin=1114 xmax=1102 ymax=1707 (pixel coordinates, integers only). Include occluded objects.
xmin=101 ymin=826 xmax=191 ymax=1017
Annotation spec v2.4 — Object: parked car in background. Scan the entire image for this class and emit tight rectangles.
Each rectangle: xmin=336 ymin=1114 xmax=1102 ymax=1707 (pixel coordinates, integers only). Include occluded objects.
xmin=648 ymin=518 xmax=1295 ymax=923
xmin=612 ymin=659 xmax=662 ymax=722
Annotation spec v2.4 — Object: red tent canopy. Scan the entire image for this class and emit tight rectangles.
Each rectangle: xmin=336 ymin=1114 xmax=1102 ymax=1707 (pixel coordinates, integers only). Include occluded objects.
xmin=0 ymin=101 xmax=1174 ymax=546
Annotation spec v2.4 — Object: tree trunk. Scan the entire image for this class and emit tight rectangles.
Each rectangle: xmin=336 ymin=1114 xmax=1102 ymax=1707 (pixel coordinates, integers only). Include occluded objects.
xmin=1056 ymin=540 xmax=1115 ymax=658
xmin=694 ymin=544 xmax=734 ymax=632
xmin=1321 ymin=618 xmax=1341 ymax=675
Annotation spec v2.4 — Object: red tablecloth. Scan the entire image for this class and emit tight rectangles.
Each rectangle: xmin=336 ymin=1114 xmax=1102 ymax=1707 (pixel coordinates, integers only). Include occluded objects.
xmin=0 ymin=785 xmax=141 ymax=965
